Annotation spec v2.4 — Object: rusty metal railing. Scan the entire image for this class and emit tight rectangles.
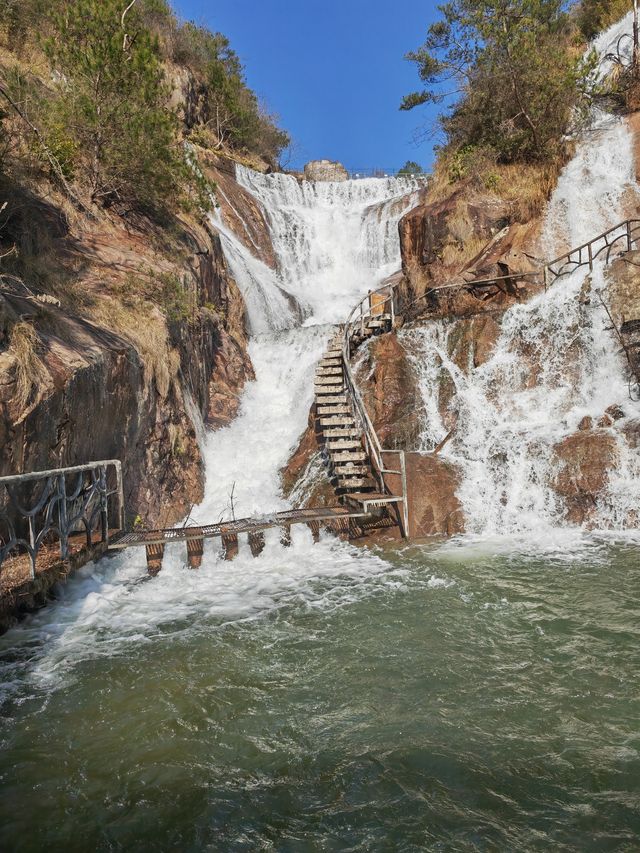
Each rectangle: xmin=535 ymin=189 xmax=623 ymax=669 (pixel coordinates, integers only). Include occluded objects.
xmin=339 ymin=218 xmax=640 ymax=522
xmin=0 ymin=460 xmax=125 ymax=579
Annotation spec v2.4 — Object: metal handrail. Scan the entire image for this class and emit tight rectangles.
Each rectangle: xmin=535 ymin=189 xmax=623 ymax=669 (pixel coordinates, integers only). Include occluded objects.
xmin=340 ymin=217 xmax=640 ymax=503
xmin=0 ymin=460 xmax=125 ymax=577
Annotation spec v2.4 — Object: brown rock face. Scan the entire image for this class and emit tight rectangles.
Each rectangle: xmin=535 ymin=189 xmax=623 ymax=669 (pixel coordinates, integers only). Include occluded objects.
xmin=0 ymin=185 xmax=254 ymax=529
xmin=355 ymin=333 xmax=421 ymax=449
xmin=552 ymin=431 xmax=618 ymax=525
xmin=395 ymin=181 xmax=543 ymax=323
xmin=382 ymin=451 xmax=464 ymax=537
xmin=406 ymin=453 xmax=464 ymax=537
xmin=202 ymin=153 xmax=278 ymax=269
xmin=605 ymin=252 xmax=640 ymax=386
xmin=206 ymin=328 xmax=255 ymax=430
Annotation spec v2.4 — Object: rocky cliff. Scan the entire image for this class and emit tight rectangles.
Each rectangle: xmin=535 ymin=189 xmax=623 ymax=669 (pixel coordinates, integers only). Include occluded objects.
xmin=0 ymin=153 xmax=271 ymax=527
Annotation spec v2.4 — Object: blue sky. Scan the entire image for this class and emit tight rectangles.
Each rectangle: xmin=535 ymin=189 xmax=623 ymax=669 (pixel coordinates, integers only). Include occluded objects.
xmin=172 ymin=0 xmax=442 ymax=171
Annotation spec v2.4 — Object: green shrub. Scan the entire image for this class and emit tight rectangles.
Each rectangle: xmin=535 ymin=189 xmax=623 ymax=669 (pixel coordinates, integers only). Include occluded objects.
xmin=402 ymin=0 xmax=598 ymax=165
xmin=43 ymin=0 xmax=182 ymax=211
xmin=577 ymin=0 xmax=630 ymax=40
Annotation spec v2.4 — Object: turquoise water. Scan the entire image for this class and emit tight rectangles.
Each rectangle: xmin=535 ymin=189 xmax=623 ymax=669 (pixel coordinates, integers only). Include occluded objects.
xmin=0 ymin=534 xmax=639 ymax=851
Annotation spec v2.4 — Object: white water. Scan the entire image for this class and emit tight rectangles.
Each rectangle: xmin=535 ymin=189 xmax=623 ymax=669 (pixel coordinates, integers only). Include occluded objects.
xmin=195 ymin=170 xmax=421 ymax=524
xmin=0 ymin=169 xmax=422 ymax=686
xmin=406 ymin=110 xmax=640 ymax=534
xmin=234 ymin=169 xmax=422 ymax=325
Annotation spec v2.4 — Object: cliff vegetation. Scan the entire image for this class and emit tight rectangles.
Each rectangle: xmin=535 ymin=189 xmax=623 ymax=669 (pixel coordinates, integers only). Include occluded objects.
xmin=0 ymin=0 xmax=284 ymax=525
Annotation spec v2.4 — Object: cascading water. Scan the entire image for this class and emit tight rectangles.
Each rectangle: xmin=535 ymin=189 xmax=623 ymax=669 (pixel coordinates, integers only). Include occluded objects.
xmin=0 ymin=170 xmax=422 ymax=673
xmin=195 ymin=171 xmax=421 ymax=526
xmin=2 ymin=18 xmax=640 ymax=851
xmin=234 ymin=169 xmax=421 ymax=325
xmin=405 ymin=111 xmax=640 ymax=535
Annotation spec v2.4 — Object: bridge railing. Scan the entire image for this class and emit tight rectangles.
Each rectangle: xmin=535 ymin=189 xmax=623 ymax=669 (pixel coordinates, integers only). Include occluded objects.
xmin=342 ymin=284 xmax=406 ymax=494
xmin=0 ymin=460 xmax=124 ymax=579
xmin=544 ymin=219 xmax=640 ymax=285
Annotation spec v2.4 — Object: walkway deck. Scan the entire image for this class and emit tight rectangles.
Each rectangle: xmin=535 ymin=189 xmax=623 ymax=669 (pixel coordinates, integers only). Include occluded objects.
xmin=108 ymin=505 xmax=377 ymax=572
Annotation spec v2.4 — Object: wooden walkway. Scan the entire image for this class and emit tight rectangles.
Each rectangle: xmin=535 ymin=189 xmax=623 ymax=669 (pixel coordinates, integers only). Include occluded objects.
xmin=108 ymin=505 xmax=377 ymax=573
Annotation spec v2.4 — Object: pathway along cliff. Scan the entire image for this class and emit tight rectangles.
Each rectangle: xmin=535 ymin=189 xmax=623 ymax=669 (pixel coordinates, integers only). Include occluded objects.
xmin=2 ymin=37 xmax=640 ymax=849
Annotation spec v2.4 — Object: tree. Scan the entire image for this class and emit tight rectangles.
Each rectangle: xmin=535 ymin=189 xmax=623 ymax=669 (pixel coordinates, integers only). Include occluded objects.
xmin=577 ymin=0 xmax=630 ymax=40
xmin=44 ymin=0 xmax=181 ymax=210
xmin=401 ymin=0 xmax=595 ymax=163
xmin=398 ymin=160 xmax=424 ymax=175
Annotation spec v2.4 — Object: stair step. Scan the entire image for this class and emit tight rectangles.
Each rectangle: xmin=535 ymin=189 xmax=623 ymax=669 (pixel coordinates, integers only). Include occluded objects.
xmin=316 ymin=366 xmax=343 ymax=376
xmin=319 ymin=358 xmax=342 ymax=367
xmin=333 ymin=465 xmax=370 ymax=475
xmin=319 ymin=416 xmax=356 ymax=427
xmin=315 ymin=387 xmax=345 ymax=397
xmin=316 ymin=395 xmax=347 ymax=405
xmin=322 ymin=428 xmax=360 ymax=438
xmin=317 ymin=405 xmax=351 ymax=416
xmin=326 ymin=439 xmax=361 ymax=450
xmin=366 ymin=319 xmax=390 ymax=328
xmin=325 ymin=349 xmax=342 ymax=358
xmin=330 ymin=453 xmax=367 ymax=464
xmin=337 ymin=478 xmax=376 ymax=489
xmin=315 ymin=375 xmax=344 ymax=386
xmin=368 ymin=313 xmax=391 ymax=321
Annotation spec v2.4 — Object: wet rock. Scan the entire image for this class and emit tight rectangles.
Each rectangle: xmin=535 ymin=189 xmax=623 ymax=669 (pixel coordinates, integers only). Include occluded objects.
xmin=206 ymin=328 xmax=255 ymax=430
xmin=605 ymin=404 xmax=625 ymax=421
xmin=552 ymin=430 xmax=618 ymax=525
xmin=355 ymin=333 xmax=421 ymax=449
xmin=605 ymin=252 xmax=640 ymax=385
xmin=578 ymin=415 xmax=593 ymax=431
xmin=405 ymin=452 xmax=465 ymax=537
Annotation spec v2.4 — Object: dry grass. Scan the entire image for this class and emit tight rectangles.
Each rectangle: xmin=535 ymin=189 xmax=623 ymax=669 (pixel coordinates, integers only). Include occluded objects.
xmin=8 ymin=320 xmax=49 ymax=419
xmin=492 ymin=158 xmax=569 ymax=223
xmin=87 ymin=295 xmax=180 ymax=399
xmin=425 ymin=145 xmax=569 ymax=224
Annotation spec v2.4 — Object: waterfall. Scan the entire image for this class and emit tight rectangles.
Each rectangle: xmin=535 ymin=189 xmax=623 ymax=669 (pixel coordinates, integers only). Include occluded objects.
xmin=234 ymin=169 xmax=421 ymax=326
xmin=194 ymin=171 xmax=421 ymax=524
xmin=406 ymin=110 xmax=640 ymax=534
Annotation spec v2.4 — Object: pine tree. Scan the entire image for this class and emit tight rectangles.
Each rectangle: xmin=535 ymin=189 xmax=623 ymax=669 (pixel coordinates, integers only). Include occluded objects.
xmin=45 ymin=0 xmax=180 ymax=210
xmin=401 ymin=0 xmax=596 ymax=163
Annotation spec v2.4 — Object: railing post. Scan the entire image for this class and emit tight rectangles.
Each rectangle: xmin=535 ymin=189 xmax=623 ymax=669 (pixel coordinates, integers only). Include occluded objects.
xmin=627 ymin=220 xmax=633 ymax=253
xmin=115 ymin=461 xmax=125 ymax=531
xmin=58 ymin=472 xmax=69 ymax=562
xmin=588 ymin=242 xmax=593 ymax=271
xmin=400 ymin=451 xmax=409 ymax=539
xmin=28 ymin=515 xmax=36 ymax=580
xmin=99 ymin=465 xmax=109 ymax=545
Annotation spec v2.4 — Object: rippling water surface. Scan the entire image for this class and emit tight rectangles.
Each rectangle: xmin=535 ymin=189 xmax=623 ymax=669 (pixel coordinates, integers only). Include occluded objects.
xmin=1 ymin=534 xmax=639 ymax=851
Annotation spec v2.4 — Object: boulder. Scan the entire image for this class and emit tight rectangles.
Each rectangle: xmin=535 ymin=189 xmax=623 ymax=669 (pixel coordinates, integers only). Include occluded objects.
xmin=355 ymin=333 xmax=421 ymax=449
xmin=552 ymin=430 xmax=618 ymax=525
xmin=303 ymin=160 xmax=349 ymax=182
